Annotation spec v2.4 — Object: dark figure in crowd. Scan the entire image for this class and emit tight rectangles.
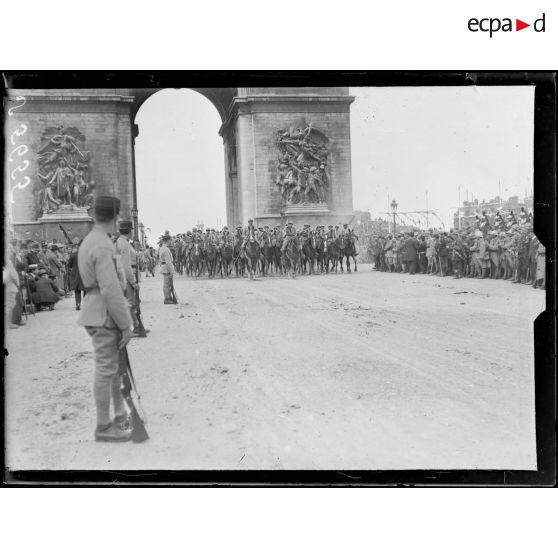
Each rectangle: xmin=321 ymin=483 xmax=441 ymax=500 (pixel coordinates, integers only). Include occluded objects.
xmin=68 ymin=239 xmax=85 ymax=310
xmin=32 ymin=269 xmax=62 ymax=310
xmin=402 ymin=231 xmax=420 ymax=275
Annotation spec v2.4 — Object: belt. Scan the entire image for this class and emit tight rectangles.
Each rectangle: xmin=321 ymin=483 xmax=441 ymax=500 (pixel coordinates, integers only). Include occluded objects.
xmin=85 ymin=287 xmax=100 ymax=294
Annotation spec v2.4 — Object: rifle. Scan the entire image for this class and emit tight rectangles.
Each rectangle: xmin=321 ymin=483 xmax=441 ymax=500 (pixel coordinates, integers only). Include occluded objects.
xmin=58 ymin=224 xmax=73 ymax=245
xmin=119 ymin=346 xmax=149 ymax=443
xmin=22 ymin=272 xmax=35 ymax=317
xmin=169 ymin=276 xmax=178 ymax=304
xmin=134 ymin=259 xmax=148 ymax=337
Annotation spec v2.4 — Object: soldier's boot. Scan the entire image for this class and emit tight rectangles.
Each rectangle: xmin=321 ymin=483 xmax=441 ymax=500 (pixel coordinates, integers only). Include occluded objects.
xmin=114 ymin=412 xmax=131 ymax=431
xmin=95 ymin=422 xmax=132 ymax=442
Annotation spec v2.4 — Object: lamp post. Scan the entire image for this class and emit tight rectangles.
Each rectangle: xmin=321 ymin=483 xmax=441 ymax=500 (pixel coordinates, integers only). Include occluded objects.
xmin=139 ymin=222 xmax=145 ymax=247
xmin=131 ymin=207 xmax=138 ymax=241
xmin=390 ymin=199 xmax=398 ymax=234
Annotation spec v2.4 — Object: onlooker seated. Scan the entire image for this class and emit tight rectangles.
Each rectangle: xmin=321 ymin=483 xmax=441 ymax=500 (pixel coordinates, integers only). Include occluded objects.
xmin=31 ymin=268 xmax=62 ymax=311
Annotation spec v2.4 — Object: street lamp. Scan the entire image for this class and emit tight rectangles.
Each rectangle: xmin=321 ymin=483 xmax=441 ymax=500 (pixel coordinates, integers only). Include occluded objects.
xmin=131 ymin=207 xmax=138 ymax=241
xmin=390 ymin=199 xmax=398 ymax=233
xmin=139 ymin=222 xmax=145 ymax=246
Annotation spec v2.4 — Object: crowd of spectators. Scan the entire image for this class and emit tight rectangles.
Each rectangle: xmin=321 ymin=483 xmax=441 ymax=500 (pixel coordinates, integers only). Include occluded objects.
xmin=363 ymin=222 xmax=545 ymax=287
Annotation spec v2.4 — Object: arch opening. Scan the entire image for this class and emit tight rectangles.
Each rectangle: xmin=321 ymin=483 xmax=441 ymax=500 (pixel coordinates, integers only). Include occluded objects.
xmin=134 ymin=88 xmax=228 ymax=243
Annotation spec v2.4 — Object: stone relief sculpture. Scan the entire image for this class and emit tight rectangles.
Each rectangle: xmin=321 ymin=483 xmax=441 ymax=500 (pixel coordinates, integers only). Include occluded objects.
xmin=275 ymin=120 xmax=330 ymax=206
xmin=34 ymin=125 xmax=94 ymax=217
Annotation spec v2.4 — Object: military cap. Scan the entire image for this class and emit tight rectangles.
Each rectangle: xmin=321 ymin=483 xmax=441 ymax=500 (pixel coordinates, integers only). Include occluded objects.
xmin=335 ymin=225 xmax=339 ymax=228
xmin=93 ymin=195 xmax=121 ymax=219
xmin=328 ymin=225 xmax=333 ymax=229
xmin=264 ymin=225 xmax=269 ymax=229
xmin=118 ymin=219 xmax=133 ymax=233
xmin=211 ymin=228 xmax=215 ymax=232
xmin=287 ymin=221 xmax=293 ymax=225
xmin=343 ymin=223 xmax=348 ymax=226
xmin=38 ymin=268 xmax=47 ymax=276
xmin=223 ymin=226 xmax=229 ymax=230
xmin=474 ymin=230 xmax=483 ymax=238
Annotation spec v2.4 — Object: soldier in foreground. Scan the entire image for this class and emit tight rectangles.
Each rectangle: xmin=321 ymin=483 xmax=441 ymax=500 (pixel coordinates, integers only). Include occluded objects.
xmin=77 ymin=196 xmax=134 ymax=442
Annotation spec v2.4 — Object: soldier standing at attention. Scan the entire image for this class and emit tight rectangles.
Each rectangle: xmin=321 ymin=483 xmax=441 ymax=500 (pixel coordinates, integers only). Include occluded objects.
xmin=115 ymin=220 xmax=140 ymax=332
xmin=159 ymin=234 xmax=176 ymax=304
xmin=77 ymin=196 xmax=134 ymax=442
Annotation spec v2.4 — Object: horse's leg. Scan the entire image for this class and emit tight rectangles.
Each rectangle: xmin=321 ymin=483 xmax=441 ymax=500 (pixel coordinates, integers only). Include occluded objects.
xmin=353 ymin=256 xmax=358 ymax=272
xmin=346 ymin=255 xmax=351 ymax=273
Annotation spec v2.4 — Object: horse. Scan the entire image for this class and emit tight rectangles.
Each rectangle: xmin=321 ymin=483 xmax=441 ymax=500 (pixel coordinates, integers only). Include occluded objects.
xmin=233 ymin=237 xmax=245 ymax=277
xmin=282 ymin=236 xmax=300 ymax=279
xmin=260 ymin=234 xmax=273 ymax=276
xmin=205 ymin=243 xmax=218 ymax=278
xmin=327 ymin=237 xmax=342 ymax=273
xmin=301 ymin=235 xmax=317 ymax=275
xmin=342 ymin=235 xmax=358 ymax=273
xmin=220 ymin=242 xmax=233 ymax=278
xmin=315 ymin=236 xmax=327 ymax=274
xmin=244 ymin=233 xmax=261 ymax=280
xmin=190 ymin=240 xmax=204 ymax=278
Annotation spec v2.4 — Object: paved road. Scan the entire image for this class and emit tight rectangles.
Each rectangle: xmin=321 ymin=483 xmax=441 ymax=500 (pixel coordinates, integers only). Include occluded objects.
xmin=5 ymin=265 xmax=544 ymax=470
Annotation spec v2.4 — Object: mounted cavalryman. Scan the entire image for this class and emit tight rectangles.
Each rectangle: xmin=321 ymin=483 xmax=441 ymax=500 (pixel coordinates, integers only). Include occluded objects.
xmin=281 ymin=221 xmax=296 ymax=253
xmin=241 ymin=218 xmax=258 ymax=257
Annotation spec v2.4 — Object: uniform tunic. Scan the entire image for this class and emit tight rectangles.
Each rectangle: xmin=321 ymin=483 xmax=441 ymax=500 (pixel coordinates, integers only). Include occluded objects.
xmin=77 ymin=225 xmax=132 ymax=427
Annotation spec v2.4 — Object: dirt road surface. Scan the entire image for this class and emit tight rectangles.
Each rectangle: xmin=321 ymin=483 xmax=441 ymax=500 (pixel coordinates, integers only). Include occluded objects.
xmin=5 ymin=265 xmax=544 ymax=470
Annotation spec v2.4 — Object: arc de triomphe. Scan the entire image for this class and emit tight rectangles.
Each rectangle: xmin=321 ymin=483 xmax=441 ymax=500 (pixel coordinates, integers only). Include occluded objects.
xmin=6 ymin=87 xmax=355 ymax=239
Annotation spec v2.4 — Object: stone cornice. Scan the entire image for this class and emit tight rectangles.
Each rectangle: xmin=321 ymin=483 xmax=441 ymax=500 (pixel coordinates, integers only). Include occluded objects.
xmin=219 ymin=95 xmax=354 ymax=136
xmin=7 ymin=93 xmax=135 ymax=103
xmin=6 ymin=94 xmax=135 ymax=114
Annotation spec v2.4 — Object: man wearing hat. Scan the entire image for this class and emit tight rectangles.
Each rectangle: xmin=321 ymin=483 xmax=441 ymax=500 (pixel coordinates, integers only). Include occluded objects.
xmin=44 ymin=244 xmax=62 ymax=286
xmin=78 ymin=195 xmax=134 ymax=442
xmin=281 ymin=221 xmax=296 ymax=253
xmin=159 ymin=233 xmax=176 ymax=303
xmin=487 ymin=230 xmax=501 ymax=279
xmin=241 ymin=218 xmax=257 ymax=257
xmin=115 ymin=219 xmax=141 ymax=332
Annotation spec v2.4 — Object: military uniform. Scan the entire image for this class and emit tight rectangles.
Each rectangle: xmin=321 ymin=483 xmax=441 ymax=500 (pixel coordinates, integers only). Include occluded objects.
xmin=281 ymin=222 xmax=296 ymax=252
xmin=159 ymin=236 xmax=176 ymax=303
xmin=77 ymin=195 xmax=133 ymax=442
xmin=115 ymin=221 xmax=139 ymax=329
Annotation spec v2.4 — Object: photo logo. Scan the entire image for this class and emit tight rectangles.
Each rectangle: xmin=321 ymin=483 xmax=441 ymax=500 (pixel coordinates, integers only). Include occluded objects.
xmin=468 ymin=13 xmax=546 ymax=37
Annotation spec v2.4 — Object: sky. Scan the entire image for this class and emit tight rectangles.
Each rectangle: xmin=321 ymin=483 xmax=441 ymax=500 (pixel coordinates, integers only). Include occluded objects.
xmin=135 ymin=86 xmax=534 ymax=240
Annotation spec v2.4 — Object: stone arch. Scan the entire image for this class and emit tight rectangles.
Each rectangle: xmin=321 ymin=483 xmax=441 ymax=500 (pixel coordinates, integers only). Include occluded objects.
xmin=6 ymin=87 xmax=354 ymax=240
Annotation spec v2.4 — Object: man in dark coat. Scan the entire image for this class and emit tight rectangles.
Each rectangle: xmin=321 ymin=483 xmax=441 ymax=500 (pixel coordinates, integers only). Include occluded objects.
xmin=31 ymin=269 xmax=62 ymax=310
xmin=68 ymin=240 xmax=85 ymax=310
xmin=437 ymin=234 xmax=449 ymax=276
xmin=402 ymin=231 xmax=420 ymax=275
xmin=417 ymin=235 xmax=427 ymax=273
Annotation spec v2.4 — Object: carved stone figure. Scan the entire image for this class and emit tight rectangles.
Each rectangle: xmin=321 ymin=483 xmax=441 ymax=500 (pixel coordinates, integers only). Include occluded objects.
xmin=275 ymin=119 xmax=330 ymax=206
xmin=34 ymin=125 xmax=93 ymax=217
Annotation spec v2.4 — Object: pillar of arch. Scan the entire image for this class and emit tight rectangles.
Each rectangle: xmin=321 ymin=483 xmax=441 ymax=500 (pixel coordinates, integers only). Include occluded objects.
xmin=6 ymin=87 xmax=354 ymax=240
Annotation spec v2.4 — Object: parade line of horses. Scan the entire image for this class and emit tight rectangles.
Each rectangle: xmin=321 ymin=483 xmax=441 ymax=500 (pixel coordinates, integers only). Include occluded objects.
xmin=148 ymin=233 xmax=359 ymax=280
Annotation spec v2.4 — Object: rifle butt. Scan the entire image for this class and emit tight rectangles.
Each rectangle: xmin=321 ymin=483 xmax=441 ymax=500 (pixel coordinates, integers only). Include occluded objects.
xmin=127 ymin=400 xmax=149 ymax=443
